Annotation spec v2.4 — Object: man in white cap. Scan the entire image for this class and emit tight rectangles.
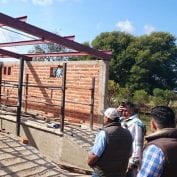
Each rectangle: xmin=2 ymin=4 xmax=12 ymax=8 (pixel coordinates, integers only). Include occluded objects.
xmin=88 ymin=107 xmax=132 ymax=177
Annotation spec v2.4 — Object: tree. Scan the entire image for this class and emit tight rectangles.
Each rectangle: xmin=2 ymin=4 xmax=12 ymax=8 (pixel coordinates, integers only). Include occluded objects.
xmin=29 ymin=42 xmax=68 ymax=61
xmin=151 ymin=88 xmax=177 ymax=106
xmin=127 ymin=32 xmax=177 ymax=93
xmin=106 ymin=80 xmax=120 ymax=106
xmin=69 ymin=42 xmax=94 ymax=61
xmin=133 ymin=90 xmax=149 ymax=105
xmin=92 ymin=31 xmax=177 ymax=94
xmin=92 ymin=31 xmax=135 ymax=86
xmin=28 ymin=31 xmax=74 ymax=61
xmin=116 ymin=87 xmax=133 ymax=103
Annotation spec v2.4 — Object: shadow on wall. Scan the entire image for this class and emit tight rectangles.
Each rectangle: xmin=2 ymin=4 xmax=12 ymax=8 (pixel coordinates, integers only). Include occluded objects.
xmin=26 ymin=62 xmax=53 ymax=105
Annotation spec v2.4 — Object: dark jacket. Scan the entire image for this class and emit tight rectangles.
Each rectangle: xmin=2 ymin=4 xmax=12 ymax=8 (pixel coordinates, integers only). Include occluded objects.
xmin=145 ymin=128 xmax=177 ymax=177
xmin=93 ymin=122 xmax=132 ymax=177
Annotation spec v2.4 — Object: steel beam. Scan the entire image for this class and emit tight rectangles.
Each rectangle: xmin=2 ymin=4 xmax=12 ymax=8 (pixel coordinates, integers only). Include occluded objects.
xmin=25 ymin=52 xmax=89 ymax=57
xmin=0 ymin=16 xmax=27 ymax=27
xmin=0 ymin=51 xmax=88 ymax=58
xmin=0 ymin=51 xmax=111 ymax=58
xmin=0 ymin=36 xmax=75 ymax=47
xmin=0 ymin=13 xmax=111 ymax=60
xmin=0 ymin=48 xmax=32 ymax=61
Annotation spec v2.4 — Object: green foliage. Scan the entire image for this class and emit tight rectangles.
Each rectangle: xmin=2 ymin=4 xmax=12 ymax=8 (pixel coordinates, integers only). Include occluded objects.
xmin=29 ymin=42 xmax=67 ymax=61
xmin=92 ymin=31 xmax=177 ymax=94
xmin=133 ymin=90 xmax=149 ymax=105
xmin=92 ymin=31 xmax=135 ymax=86
xmin=116 ymin=87 xmax=133 ymax=103
xmin=151 ymin=88 xmax=177 ymax=106
xmin=106 ymin=80 xmax=120 ymax=107
xmin=70 ymin=42 xmax=94 ymax=61
xmin=128 ymin=32 xmax=177 ymax=93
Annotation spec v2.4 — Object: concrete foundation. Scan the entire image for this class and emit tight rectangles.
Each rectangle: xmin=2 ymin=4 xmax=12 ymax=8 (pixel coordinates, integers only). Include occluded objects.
xmin=0 ymin=111 xmax=99 ymax=172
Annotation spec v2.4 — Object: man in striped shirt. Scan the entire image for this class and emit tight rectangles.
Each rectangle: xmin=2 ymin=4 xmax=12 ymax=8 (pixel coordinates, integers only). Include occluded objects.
xmin=117 ymin=101 xmax=145 ymax=177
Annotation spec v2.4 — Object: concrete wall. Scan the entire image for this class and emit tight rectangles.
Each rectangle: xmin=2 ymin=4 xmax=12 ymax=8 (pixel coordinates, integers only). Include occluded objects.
xmin=0 ymin=114 xmax=91 ymax=171
xmin=1 ymin=60 xmax=109 ymax=124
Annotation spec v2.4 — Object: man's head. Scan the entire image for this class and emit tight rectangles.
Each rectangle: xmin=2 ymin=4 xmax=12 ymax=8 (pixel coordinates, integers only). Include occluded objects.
xmin=103 ymin=108 xmax=120 ymax=125
xmin=120 ymin=101 xmax=136 ymax=119
xmin=150 ymin=106 xmax=176 ymax=130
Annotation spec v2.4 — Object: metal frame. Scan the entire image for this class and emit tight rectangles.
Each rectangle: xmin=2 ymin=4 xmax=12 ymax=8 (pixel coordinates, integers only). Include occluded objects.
xmin=0 ymin=36 xmax=75 ymax=47
xmin=0 ymin=12 xmax=112 ymax=135
xmin=0 ymin=13 xmax=111 ymax=60
xmin=0 ymin=15 xmax=27 ymax=27
xmin=0 ymin=48 xmax=31 ymax=61
xmin=0 ymin=68 xmax=96 ymax=133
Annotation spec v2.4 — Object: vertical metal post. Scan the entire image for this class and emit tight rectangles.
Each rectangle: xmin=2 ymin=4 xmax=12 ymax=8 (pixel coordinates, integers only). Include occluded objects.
xmin=0 ymin=63 xmax=2 ymax=130
xmin=60 ymin=63 xmax=67 ymax=132
xmin=0 ymin=62 xmax=3 ymax=104
xmin=90 ymin=77 xmax=95 ymax=130
xmin=24 ymin=74 xmax=29 ymax=113
xmin=16 ymin=58 xmax=24 ymax=136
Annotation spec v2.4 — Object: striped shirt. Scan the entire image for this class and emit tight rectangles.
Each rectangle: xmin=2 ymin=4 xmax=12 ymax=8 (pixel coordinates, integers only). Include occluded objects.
xmin=121 ymin=114 xmax=145 ymax=166
xmin=137 ymin=144 xmax=165 ymax=177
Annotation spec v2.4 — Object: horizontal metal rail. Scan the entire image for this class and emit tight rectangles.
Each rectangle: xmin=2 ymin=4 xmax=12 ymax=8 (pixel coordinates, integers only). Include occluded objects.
xmin=22 ymin=99 xmax=59 ymax=106
xmin=1 ymin=83 xmax=62 ymax=89
xmin=1 ymin=94 xmax=91 ymax=106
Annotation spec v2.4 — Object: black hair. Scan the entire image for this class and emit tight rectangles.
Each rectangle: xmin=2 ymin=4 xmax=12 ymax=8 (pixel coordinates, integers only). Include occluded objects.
xmin=123 ymin=101 xmax=139 ymax=113
xmin=151 ymin=106 xmax=176 ymax=129
xmin=123 ymin=101 xmax=134 ymax=108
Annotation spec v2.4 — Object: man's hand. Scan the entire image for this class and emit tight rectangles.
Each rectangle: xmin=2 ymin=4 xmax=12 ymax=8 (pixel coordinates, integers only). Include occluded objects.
xmin=88 ymin=152 xmax=99 ymax=167
xmin=127 ymin=163 xmax=138 ymax=171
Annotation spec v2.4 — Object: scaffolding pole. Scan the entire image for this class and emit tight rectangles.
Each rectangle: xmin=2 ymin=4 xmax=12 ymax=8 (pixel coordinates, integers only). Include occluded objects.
xmin=60 ymin=63 xmax=67 ymax=132
xmin=90 ymin=77 xmax=95 ymax=130
xmin=16 ymin=58 xmax=24 ymax=136
xmin=0 ymin=63 xmax=2 ymax=104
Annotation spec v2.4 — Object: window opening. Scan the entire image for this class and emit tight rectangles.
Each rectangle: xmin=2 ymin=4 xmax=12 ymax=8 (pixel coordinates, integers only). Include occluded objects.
xmin=50 ymin=65 xmax=63 ymax=78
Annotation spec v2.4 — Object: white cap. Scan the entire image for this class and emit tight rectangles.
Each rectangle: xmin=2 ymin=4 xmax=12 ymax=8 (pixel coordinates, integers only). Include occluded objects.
xmin=104 ymin=108 xmax=120 ymax=120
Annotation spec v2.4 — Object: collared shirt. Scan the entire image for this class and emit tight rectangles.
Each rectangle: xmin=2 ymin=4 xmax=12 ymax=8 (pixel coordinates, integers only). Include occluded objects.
xmin=121 ymin=114 xmax=145 ymax=165
xmin=91 ymin=130 xmax=106 ymax=157
xmin=137 ymin=144 xmax=165 ymax=177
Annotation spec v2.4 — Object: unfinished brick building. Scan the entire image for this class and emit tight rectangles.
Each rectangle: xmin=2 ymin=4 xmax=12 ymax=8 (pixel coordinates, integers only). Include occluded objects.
xmin=0 ymin=13 xmax=111 ymax=134
xmin=1 ymin=60 xmax=109 ymax=124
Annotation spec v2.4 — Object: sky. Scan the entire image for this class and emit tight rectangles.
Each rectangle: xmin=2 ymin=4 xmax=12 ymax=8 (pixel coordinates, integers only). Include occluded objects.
xmin=0 ymin=0 xmax=177 ymax=44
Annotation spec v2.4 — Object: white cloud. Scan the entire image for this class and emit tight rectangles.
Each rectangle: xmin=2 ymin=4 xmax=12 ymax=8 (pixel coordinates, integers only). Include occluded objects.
xmin=0 ymin=0 xmax=8 ymax=3
xmin=0 ymin=0 xmax=9 ymax=4
xmin=116 ymin=20 xmax=134 ymax=34
xmin=144 ymin=24 xmax=155 ymax=35
xmin=72 ymin=0 xmax=82 ymax=2
xmin=96 ymin=22 xmax=103 ymax=30
xmin=32 ymin=0 xmax=53 ymax=6
xmin=57 ymin=0 xmax=82 ymax=2
xmin=30 ymin=0 xmax=81 ymax=6
xmin=5 ymin=0 xmax=81 ymax=5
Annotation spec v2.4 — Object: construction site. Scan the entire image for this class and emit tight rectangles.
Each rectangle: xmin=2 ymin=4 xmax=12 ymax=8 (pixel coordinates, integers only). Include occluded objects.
xmin=0 ymin=13 xmax=112 ymax=176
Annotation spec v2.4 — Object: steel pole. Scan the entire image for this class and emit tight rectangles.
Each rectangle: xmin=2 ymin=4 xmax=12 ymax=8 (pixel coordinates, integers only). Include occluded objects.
xmin=60 ymin=63 xmax=67 ymax=132
xmin=90 ymin=77 xmax=95 ymax=130
xmin=16 ymin=58 xmax=24 ymax=136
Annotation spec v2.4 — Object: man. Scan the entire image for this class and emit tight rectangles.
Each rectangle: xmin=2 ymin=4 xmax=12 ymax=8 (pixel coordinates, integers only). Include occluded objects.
xmin=117 ymin=102 xmax=145 ymax=177
xmin=88 ymin=107 xmax=132 ymax=177
xmin=137 ymin=106 xmax=177 ymax=177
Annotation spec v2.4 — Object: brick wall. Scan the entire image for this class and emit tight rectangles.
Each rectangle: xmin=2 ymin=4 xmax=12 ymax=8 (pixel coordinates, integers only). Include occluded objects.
xmin=1 ymin=60 xmax=109 ymax=124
